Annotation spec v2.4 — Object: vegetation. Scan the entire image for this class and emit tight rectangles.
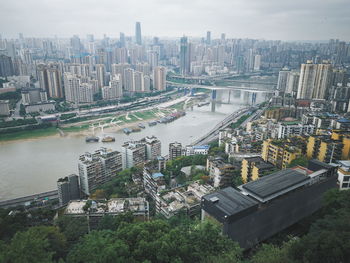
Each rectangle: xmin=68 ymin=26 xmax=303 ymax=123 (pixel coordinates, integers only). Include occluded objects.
xmin=287 ymin=157 xmax=308 ymax=168
xmin=0 ymin=118 xmax=37 ymax=128
xmin=0 ymin=188 xmax=349 ymax=262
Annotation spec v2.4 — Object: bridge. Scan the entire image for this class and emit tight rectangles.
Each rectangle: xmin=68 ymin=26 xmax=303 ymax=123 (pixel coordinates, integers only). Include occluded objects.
xmin=167 ymin=81 xmax=276 ymax=93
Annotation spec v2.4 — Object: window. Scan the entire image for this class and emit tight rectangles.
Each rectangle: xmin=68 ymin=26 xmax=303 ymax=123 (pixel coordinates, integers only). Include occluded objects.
xmin=343 ymin=176 xmax=350 ymax=182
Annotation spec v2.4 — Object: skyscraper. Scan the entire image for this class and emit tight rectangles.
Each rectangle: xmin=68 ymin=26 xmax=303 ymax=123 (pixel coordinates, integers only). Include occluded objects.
xmin=135 ymin=22 xmax=142 ymax=45
xmin=119 ymin=32 xmax=125 ymax=47
xmin=180 ymin=36 xmax=190 ymax=76
xmin=206 ymin=31 xmax=211 ymax=45
xmin=153 ymin=66 xmax=166 ymax=91
xmin=313 ymin=62 xmax=332 ymax=99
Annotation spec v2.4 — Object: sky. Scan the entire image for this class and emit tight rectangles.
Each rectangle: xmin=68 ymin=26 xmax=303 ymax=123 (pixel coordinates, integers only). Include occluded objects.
xmin=0 ymin=0 xmax=349 ymax=41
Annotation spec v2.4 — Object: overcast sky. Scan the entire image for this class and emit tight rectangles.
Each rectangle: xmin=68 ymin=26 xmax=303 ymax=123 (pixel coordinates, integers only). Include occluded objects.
xmin=0 ymin=0 xmax=349 ymax=41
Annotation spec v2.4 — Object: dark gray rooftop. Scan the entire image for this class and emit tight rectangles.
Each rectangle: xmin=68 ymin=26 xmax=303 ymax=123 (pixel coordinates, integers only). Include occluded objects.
xmin=242 ymin=169 xmax=309 ymax=199
xmin=202 ymin=187 xmax=258 ymax=221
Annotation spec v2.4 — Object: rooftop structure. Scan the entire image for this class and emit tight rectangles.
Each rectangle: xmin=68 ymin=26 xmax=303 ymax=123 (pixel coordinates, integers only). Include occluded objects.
xmin=201 ymin=161 xmax=338 ymax=249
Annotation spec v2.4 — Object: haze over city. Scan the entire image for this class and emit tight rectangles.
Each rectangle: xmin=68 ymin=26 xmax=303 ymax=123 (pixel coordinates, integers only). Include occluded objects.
xmin=1 ymin=0 xmax=350 ymax=40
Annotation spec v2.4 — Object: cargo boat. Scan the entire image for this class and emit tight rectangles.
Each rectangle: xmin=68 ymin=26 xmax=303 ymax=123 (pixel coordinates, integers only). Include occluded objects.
xmin=85 ymin=136 xmax=99 ymax=142
xmin=138 ymin=123 xmax=145 ymax=129
xmin=102 ymin=136 xmax=115 ymax=142
xmin=131 ymin=127 xmax=141 ymax=132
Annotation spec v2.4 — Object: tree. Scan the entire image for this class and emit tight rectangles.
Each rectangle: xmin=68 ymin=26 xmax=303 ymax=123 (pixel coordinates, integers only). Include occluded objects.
xmin=4 ymin=226 xmax=66 ymax=263
xmin=287 ymin=157 xmax=308 ymax=168
xmin=56 ymin=217 xmax=88 ymax=245
xmin=97 ymin=212 xmax=134 ymax=231
xmin=67 ymin=230 xmax=129 ymax=263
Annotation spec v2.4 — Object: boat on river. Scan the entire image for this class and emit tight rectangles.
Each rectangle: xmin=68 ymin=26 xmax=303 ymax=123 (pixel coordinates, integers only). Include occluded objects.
xmin=85 ymin=136 xmax=99 ymax=142
xmin=102 ymin=136 xmax=115 ymax=142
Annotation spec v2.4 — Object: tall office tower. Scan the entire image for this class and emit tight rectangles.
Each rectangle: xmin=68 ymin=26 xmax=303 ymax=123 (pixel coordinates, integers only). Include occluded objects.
xmin=124 ymin=68 xmax=135 ymax=92
xmin=63 ymin=73 xmax=80 ymax=103
xmin=285 ymin=71 xmax=300 ymax=95
xmin=144 ymin=75 xmax=151 ymax=92
xmin=70 ymin=35 xmax=81 ymax=55
xmin=221 ymin=33 xmax=226 ymax=42
xmin=206 ymin=31 xmax=211 ymax=45
xmin=95 ymin=64 xmax=105 ymax=88
xmin=153 ymin=66 xmax=166 ymax=91
xmin=78 ymin=83 xmax=94 ymax=103
xmin=102 ymin=75 xmax=123 ymax=100
xmin=169 ymin=142 xmax=182 ymax=160
xmin=313 ymin=61 xmax=332 ymax=99
xmin=277 ymin=68 xmax=291 ymax=92
xmin=253 ymin=55 xmax=261 ymax=71
xmin=135 ymin=22 xmax=142 ymax=45
xmin=0 ymin=55 xmax=14 ymax=77
xmin=79 ymin=148 xmax=123 ymax=196
xmin=134 ymin=71 xmax=145 ymax=92
xmin=147 ymin=51 xmax=159 ymax=69
xmin=47 ymin=64 xmax=63 ymax=98
xmin=144 ymin=136 xmax=161 ymax=160
xmin=122 ymin=141 xmax=146 ymax=168
xmin=57 ymin=174 xmax=80 ymax=206
xmin=297 ymin=61 xmax=318 ymax=99
xmin=36 ymin=64 xmax=48 ymax=92
xmin=119 ymin=32 xmax=126 ymax=47
xmin=180 ymin=36 xmax=190 ymax=76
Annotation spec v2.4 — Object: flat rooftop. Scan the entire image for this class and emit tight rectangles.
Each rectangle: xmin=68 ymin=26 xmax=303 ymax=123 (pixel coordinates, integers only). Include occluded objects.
xmin=241 ymin=169 xmax=309 ymax=202
xmin=202 ymin=187 xmax=259 ymax=223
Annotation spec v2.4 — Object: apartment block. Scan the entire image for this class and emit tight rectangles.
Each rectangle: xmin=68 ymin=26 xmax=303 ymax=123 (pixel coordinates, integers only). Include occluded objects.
xmin=241 ymin=156 xmax=274 ymax=183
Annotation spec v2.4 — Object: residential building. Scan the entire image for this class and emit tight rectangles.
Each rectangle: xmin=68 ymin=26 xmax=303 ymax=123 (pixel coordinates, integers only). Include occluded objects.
xmin=95 ymin=64 xmax=105 ymax=88
xmin=46 ymin=64 xmax=63 ymax=98
xmin=241 ymin=156 xmax=274 ymax=183
xmin=153 ymin=66 xmax=166 ymax=91
xmin=78 ymin=148 xmax=122 ymax=196
xmin=24 ymin=101 xmax=55 ymax=113
xmin=57 ymin=174 xmax=80 ymax=206
xmin=102 ymin=75 xmax=122 ymax=100
xmin=337 ymin=160 xmax=350 ymax=190
xmin=0 ymin=100 xmax=10 ymax=116
xmin=122 ymin=141 xmax=146 ymax=168
xmin=307 ymin=130 xmax=350 ymax=163
xmin=201 ymin=161 xmax=337 ymax=249
xmin=207 ymin=157 xmax=237 ymax=187
xmin=158 ymin=182 xmax=214 ymax=218
xmin=261 ymin=139 xmax=304 ymax=169
xmin=169 ymin=142 xmax=182 ymax=160
xmin=277 ymin=122 xmax=315 ymax=139
xmin=143 ymin=164 xmax=166 ymax=201
xmin=277 ymin=68 xmax=290 ymax=92
xmin=0 ymin=55 xmax=14 ymax=77
xmin=185 ymin=145 xmax=210 ymax=156
xmin=124 ymin=68 xmax=135 ymax=92
xmin=143 ymin=136 xmax=161 ymax=160
xmin=134 ymin=71 xmax=144 ymax=92
xmin=65 ymin=198 xmax=149 ymax=221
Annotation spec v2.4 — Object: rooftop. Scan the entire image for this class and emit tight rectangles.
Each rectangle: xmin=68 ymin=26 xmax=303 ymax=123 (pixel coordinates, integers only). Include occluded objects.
xmin=241 ymin=169 xmax=309 ymax=202
xmin=152 ymin=172 xmax=164 ymax=179
xmin=202 ymin=187 xmax=259 ymax=223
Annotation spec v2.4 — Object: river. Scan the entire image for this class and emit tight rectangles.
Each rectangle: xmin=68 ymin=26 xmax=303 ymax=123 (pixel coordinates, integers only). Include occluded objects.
xmin=0 ymin=89 xmax=271 ymax=200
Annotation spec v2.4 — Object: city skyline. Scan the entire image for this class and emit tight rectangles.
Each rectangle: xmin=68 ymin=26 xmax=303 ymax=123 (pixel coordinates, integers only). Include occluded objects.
xmin=0 ymin=0 xmax=349 ymax=41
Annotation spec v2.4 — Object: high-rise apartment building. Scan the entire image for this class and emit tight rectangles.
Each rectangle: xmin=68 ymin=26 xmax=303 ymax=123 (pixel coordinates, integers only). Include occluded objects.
xmin=95 ymin=64 xmax=105 ymax=88
xmin=0 ymin=55 xmax=14 ymax=77
xmin=169 ymin=142 xmax=182 ymax=160
xmin=277 ymin=68 xmax=290 ymax=92
xmin=124 ymin=68 xmax=135 ymax=92
xmin=153 ymin=66 xmax=166 ymax=91
xmin=144 ymin=136 xmax=161 ymax=160
xmin=46 ymin=64 xmax=63 ymax=98
xmin=122 ymin=141 xmax=147 ymax=169
xmin=297 ymin=61 xmax=332 ymax=100
xmin=57 ymin=174 xmax=80 ymax=206
xmin=102 ymin=75 xmax=123 ymax=100
xmin=79 ymin=148 xmax=122 ymax=196
xmin=134 ymin=71 xmax=145 ymax=92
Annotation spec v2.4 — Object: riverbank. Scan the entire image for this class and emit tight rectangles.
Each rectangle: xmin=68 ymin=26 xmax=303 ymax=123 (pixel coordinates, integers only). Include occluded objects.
xmin=0 ymin=96 xmax=197 ymax=143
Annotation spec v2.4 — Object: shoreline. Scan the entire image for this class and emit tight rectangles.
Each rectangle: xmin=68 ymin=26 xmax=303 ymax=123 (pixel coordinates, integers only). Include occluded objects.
xmin=0 ymin=98 xmax=191 ymax=144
